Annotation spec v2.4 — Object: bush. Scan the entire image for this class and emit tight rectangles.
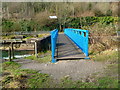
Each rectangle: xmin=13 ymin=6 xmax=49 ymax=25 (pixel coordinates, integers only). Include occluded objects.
xmin=2 ymin=16 xmax=119 ymax=32
xmin=2 ymin=19 xmax=14 ymax=32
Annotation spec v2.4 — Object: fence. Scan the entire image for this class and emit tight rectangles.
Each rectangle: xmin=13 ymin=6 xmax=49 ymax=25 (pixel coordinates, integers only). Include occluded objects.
xmin=50 ymin=29 xmax=58 ymax=63
xmin=64 ymin=28 xmax=89 ymax=57
xmin=1 ymin=31 xmax=50 ymax=35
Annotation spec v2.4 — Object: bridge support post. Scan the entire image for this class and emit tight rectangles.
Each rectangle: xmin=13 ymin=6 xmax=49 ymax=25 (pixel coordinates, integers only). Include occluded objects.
xmin=84 ymin=57 xmax=90 ymax=59
xmin=51 ymin=58 xmax=56 ymax=63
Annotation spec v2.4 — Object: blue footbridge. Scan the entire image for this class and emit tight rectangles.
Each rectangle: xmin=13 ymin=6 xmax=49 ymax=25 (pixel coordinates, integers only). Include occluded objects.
xmin=51 ymin=28 xmax=89 ymax=63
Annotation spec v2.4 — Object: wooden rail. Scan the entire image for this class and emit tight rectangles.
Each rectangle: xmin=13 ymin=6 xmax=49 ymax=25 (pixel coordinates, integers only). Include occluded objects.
xmin=1 ymin=35 xmax=51 ymax=61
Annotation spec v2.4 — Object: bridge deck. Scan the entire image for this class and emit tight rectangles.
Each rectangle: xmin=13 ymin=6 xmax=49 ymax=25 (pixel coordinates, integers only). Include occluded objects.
xmin=56 ymin=34 xmax=86 ymax=60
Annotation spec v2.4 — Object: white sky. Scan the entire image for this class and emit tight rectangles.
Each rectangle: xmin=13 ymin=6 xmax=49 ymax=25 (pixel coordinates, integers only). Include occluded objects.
xmin=1 ymin=0 xmax=119 ymax=2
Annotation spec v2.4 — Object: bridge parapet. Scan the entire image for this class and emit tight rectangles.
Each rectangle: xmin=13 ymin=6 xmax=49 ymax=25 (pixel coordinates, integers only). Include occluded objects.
xmin=50 ymin=29 xmax=58 ymax=63
xmin=64 ymin=28 xmax=89 ymax=57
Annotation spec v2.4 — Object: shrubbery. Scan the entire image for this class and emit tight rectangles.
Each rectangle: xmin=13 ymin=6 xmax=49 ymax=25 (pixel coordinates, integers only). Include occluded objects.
xmin=2 ymin=16 xmax=119 ymax=33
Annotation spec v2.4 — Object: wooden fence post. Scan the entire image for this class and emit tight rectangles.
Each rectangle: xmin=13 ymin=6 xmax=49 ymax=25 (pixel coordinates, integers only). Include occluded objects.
xmin=11 ymin=43 xmax=14 ymax=59
xmin=8 ymin=47 xmax=12 ymax=61
xmin=34 ymin=41 xmax=38 ymax=58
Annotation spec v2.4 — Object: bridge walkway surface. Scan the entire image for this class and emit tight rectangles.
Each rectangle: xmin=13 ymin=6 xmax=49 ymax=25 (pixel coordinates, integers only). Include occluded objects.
xmin=56 ymin=34 xmax=86 ymax=60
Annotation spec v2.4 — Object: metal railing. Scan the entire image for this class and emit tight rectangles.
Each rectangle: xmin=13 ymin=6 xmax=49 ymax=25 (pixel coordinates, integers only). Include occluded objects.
xmin=64 ymin=28 xmax=89 ymax=57
xmin=50 ymin=29 xmax=58 ymax=63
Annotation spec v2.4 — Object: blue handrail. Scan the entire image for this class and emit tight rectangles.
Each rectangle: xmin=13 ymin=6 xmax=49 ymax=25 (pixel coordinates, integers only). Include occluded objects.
xmin=64 ymin=28 xmax=89 ymax=57
xmin=50 ymin=29 xmax=58 ymax=63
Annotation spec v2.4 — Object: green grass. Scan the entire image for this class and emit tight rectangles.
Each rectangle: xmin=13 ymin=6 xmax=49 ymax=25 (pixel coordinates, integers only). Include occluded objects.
xmin=2 ymin=61 xmax=118 ymax=88
xmin=92 ymin=50 xmax=118 ymax=62
xmin=27 ymin=73 xmax=51 ymax=88
xmin=57 ymin=76 xmax=118 ymax=88
xmin=2 ymin=61 xmax=52 ymax=88
xmin=25 ymin=51 xmax=51 ymax=63
xmin=38 ymin=34 xmax=49 ymax=38
xmin=2 ymin=49 xmax=119 ymax=88
xmin=59 ymin=76 xmax=96 ymax=88
xmin=26 ymin=72 xmax=119 ymax=88
xmin=97 ymin=77 xmax=118 ymax=88
xmin=0 ymin=63 xmax=2 ymax=74
xmin=2 ymin=50 xmax=52 ymax=88
xmin=24 ymin=36 xmax=33 ymax=39
xmin=2 ymin=35 xmax=16 ymax=39
xmin=2 ymin=61 xmax=21 ymax=88
xmin=3 ymin=61 xmax=21 ymax=71
xmin=104 ymin=64 xmax=118 ymax=79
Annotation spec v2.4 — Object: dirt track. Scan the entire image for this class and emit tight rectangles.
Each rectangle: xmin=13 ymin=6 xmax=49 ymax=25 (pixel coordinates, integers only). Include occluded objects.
xmin=13 ymin=59 xmax=105 ymax=81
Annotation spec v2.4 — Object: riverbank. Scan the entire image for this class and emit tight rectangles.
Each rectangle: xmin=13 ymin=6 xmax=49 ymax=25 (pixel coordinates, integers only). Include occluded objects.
xmin=0 ymin=44 xmax=34 ymax=51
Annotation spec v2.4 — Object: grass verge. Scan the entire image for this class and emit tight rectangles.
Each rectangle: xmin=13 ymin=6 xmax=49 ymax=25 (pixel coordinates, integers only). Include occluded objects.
xmin=2 ymin=61 xmax=52 ymax=88
xmin=91 ymin=49 xmax=118 ymax=62
xmin=25 ymin=50 xmax=51 ymax=63
xmin=2 ymin=60 xmax=118 ymax=88
xmin=58 ymin=75 xmax=118 ymax=88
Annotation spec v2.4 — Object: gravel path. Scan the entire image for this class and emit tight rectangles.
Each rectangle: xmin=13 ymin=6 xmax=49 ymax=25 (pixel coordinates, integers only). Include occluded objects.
xmin=13 ymin=59 xmax=105 ymax=81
